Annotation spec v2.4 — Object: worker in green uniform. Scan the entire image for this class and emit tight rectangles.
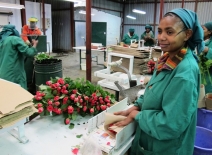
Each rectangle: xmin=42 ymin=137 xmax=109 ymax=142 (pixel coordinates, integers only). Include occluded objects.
xmin=122 ymin=28 xmax=139 ymax=45
xmin=0 ymin=25 xmax=38 ymax=89
xmin=141 ymin=24 xmax=156 ymax=46
xmin=201 ymin=22 xmax=212 ymax=93
xmin=114 ymin=8 xmax=204 ymax=155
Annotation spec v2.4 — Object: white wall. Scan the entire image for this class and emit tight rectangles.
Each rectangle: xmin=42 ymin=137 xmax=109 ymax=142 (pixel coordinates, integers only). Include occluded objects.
xmin=91 ymin=9 xmax=121 ymax=45
xmin=0 ymin=0 xmax=22 ymax=34
xmin=25 ymin=1 xmax=52 ymax=52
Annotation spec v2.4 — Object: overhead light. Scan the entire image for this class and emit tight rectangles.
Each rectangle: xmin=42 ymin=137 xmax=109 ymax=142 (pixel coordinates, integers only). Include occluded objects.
xmin=66 ymin=0 xmax=83 ymax=2
xmin=126 ymin=15 xmax=136 ymax=20
xmin=0 ymin=2 xmax=25 ymax=9
xmin=74 ymin=1 xmax=85 ymax=7
xmin=132 ymin=9 xmax=146 ymax=14
xmin=79 ymin=10 xmax=95 ymax=16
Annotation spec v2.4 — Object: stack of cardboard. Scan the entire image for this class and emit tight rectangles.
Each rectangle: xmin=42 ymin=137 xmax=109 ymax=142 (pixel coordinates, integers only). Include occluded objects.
xmin=0 ymin=79 xmax=37 ymax=129
xmin=108 ymin=45 xmax=162 ymax=75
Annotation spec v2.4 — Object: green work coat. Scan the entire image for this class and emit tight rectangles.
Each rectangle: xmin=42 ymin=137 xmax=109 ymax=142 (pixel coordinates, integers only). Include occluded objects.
xmin=204 ymin=37 xmax=212 ymax=93
xmin=130 ymin=49 xmax=200 ymax=155
xmin=0 ymin=36 xmax=37 ymax=89
xmin=141 ymin=31 xmax=155 ymax=47
xmin=122 ymin=33 xmax=139 ymax=45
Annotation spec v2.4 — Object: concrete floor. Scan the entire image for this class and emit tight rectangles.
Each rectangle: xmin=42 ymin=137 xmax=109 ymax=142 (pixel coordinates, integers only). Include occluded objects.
xmin=53 ymin=50 xmax=105 ymax=84
xmin=52 ymin=50 xmax=116 ymax=95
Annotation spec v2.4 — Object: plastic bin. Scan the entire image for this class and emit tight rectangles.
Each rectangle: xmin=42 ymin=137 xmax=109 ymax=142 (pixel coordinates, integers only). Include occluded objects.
xmin=194 ymin=126 xmax=212 ymax=155
xmin=197 ymin=108 xmax=212 ymax=131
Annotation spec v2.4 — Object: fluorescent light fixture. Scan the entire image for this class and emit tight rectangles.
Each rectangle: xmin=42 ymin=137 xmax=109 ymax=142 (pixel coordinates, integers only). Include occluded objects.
xmin=74 ymin=1 xmax=86 ymax=7
xmin=0 ymin=2 xmax=25 ymax=9
xmin=126 ymin=15 xmax=136 ymax=20
xmin=132 ymin=9 xmax=146 ymax=14
xmin=79 ymin=10 xmax=94 ymax=16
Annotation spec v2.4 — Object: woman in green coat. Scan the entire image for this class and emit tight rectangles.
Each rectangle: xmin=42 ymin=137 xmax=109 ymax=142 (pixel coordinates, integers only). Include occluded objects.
xmin=114 ymin=8 xmax=204 ymax=155
xmin=0 ymin=25 xmax=38 ymax=89
xmin=141 ymin=24 xmax=156 ymax=47
xmin=201 ymin=22 xmax=212 ymax=93
xmin=122 ymin=28 xmax=139 ymax=45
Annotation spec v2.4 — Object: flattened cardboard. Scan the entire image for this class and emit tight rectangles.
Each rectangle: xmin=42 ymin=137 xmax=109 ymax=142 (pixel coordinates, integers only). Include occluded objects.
xmin=0 ymin=101 xmax=34 ymax=118
xmin=104 ymin=113 xmax=126 ymax=138
xmin=0 ymin=105 xmax=37 ymax=129
xmin=0 ymin=79 xmax=34 ymax=114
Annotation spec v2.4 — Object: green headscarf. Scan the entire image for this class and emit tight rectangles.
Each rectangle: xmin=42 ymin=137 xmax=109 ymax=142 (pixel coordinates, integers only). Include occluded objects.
xmin=204 ymin=22 xmax=212 ymax=31
xmin=0 ymin=24 xmax=20 ymax=43
xmin=129 ymin=28 xmax=135 ymax=32
xmin=145 ymin=24 xmax=152 ymax=30
xmin=168 ymin=8 xmax=204 ymax=54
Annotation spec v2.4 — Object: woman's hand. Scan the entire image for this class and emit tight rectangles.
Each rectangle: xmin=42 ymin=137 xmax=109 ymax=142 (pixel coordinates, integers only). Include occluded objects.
xmin=114 ymin=110 xmax=139 ymax=127
xmin=114 ymin=106 xmax=140 ymax=117
xmin=32 ymin=39 xmax=38 ymax=48
xmin=114 ymin=110 xmax=129 ymax=116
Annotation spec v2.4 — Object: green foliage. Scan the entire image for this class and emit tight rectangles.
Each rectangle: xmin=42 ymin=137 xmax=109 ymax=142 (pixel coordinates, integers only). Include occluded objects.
xmin=35 ymin=53 xmax=53 ymax=61
xmin=199 ymin=53 xmax=212 ymax=85
xmin=76 ymin=134 xmax=83 ymax=138
xmin=69 ymin=123 xmax=75 ymax=130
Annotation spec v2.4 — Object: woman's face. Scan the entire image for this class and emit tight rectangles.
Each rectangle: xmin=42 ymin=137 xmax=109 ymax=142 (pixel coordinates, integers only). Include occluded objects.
xmin=202 ymin=25 xmax=211 ymax=38
xmin=158 ymin=16 xmax=189 ymax=53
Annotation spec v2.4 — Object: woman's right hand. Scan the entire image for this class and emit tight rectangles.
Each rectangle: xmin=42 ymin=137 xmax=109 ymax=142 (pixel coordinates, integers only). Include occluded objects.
xmin=114 ymin=110 xmax=129 ymax=116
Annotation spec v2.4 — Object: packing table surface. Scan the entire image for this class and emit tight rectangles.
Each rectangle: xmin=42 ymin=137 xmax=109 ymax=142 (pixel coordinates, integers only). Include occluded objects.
xmin=0 ymin=115 xmax=92 ymax=155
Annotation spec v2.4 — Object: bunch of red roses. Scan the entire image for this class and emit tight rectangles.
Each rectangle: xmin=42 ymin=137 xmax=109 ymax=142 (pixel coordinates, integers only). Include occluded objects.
xmin=33 ymin=77 xmax=116 ymax=126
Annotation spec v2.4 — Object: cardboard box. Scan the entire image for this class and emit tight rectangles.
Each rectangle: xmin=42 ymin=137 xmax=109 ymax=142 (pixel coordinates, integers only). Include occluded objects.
xmin=205 ymin=93 xmax=212 ymax=110
xmin=87 ymin=98 xmax=136 ymax=154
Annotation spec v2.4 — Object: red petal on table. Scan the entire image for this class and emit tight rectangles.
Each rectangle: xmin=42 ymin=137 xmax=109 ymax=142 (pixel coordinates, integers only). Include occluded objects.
xmin=107 ymin=142 xmax=110 ymax=145
xmin=72 ymin=148 xmax=79 ymax=154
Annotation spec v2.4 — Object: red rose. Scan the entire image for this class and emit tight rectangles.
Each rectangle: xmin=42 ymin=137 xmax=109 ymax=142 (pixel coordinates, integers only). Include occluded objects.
xmin=54 ymin=96 xmax=60 ymax=101
xmin=54 ymin=101 xmax=60 ymax=106
xmin=47 ymin=105 xmax=53 ymax=112
xmin=68 ymin=106 xmax=74 ymax=114
xmin=37 ymin=103 xmax=42 ymax=108
xmin=46 ymin=81 xmax=52 ymax=86
xmin=72 ymin=89 xmax=77 ymax=94
xmin=70 ymin=94 xmax=75 ymax=100
xmin=38 ymin=107 xmax=43 ymax=113
xmin=90 ymin=108 xmax=94 ymax=113
xmin=65 ymin=118 xmax=70 ymax=125
xmin=83 ymin=106 xmax=87 ymax=112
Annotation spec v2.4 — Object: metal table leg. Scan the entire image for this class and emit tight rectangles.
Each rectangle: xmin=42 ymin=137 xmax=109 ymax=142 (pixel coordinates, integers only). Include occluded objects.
xmin=115 ymin=91 xmax=119 ymax=101
xmin=79 ymin=49 xmax=82 ymax=70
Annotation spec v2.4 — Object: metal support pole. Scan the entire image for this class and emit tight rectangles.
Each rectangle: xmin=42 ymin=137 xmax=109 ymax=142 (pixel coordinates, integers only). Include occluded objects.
xmin=121 ymin=2 xmax=125 ymax=40
xmin=153 ymin=0 xmax=157 ymax=34
xmin=42 ymin=0 xmax=46 ymax=35
xmin=70 ymin=2 xmax=75 ymax=50
xmin=159 ymin=0 xmax=164 ymax=21
xmin=20 ymin=0 xmax=26 ymax=26
xmin=86 ymin=0 xmax=91 ymax=81
xmin=194 ymin=0 xmax=198 ymax=12
xmin=182 ymin=0 xmax=185 ymax=8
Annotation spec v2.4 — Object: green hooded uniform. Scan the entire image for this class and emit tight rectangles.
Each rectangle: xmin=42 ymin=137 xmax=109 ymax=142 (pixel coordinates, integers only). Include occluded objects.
xmin=0 ymin=25 xmax=37 ymax=89
xmin=202 ymin=22 xmax=212 ymax=94
xmin=122 ymin=28 xmax=139 ymax=45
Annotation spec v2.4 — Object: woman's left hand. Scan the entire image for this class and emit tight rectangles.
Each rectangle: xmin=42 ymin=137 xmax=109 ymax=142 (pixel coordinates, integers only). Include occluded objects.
xmin=114 ymin=110 xmax=139 ymax=127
